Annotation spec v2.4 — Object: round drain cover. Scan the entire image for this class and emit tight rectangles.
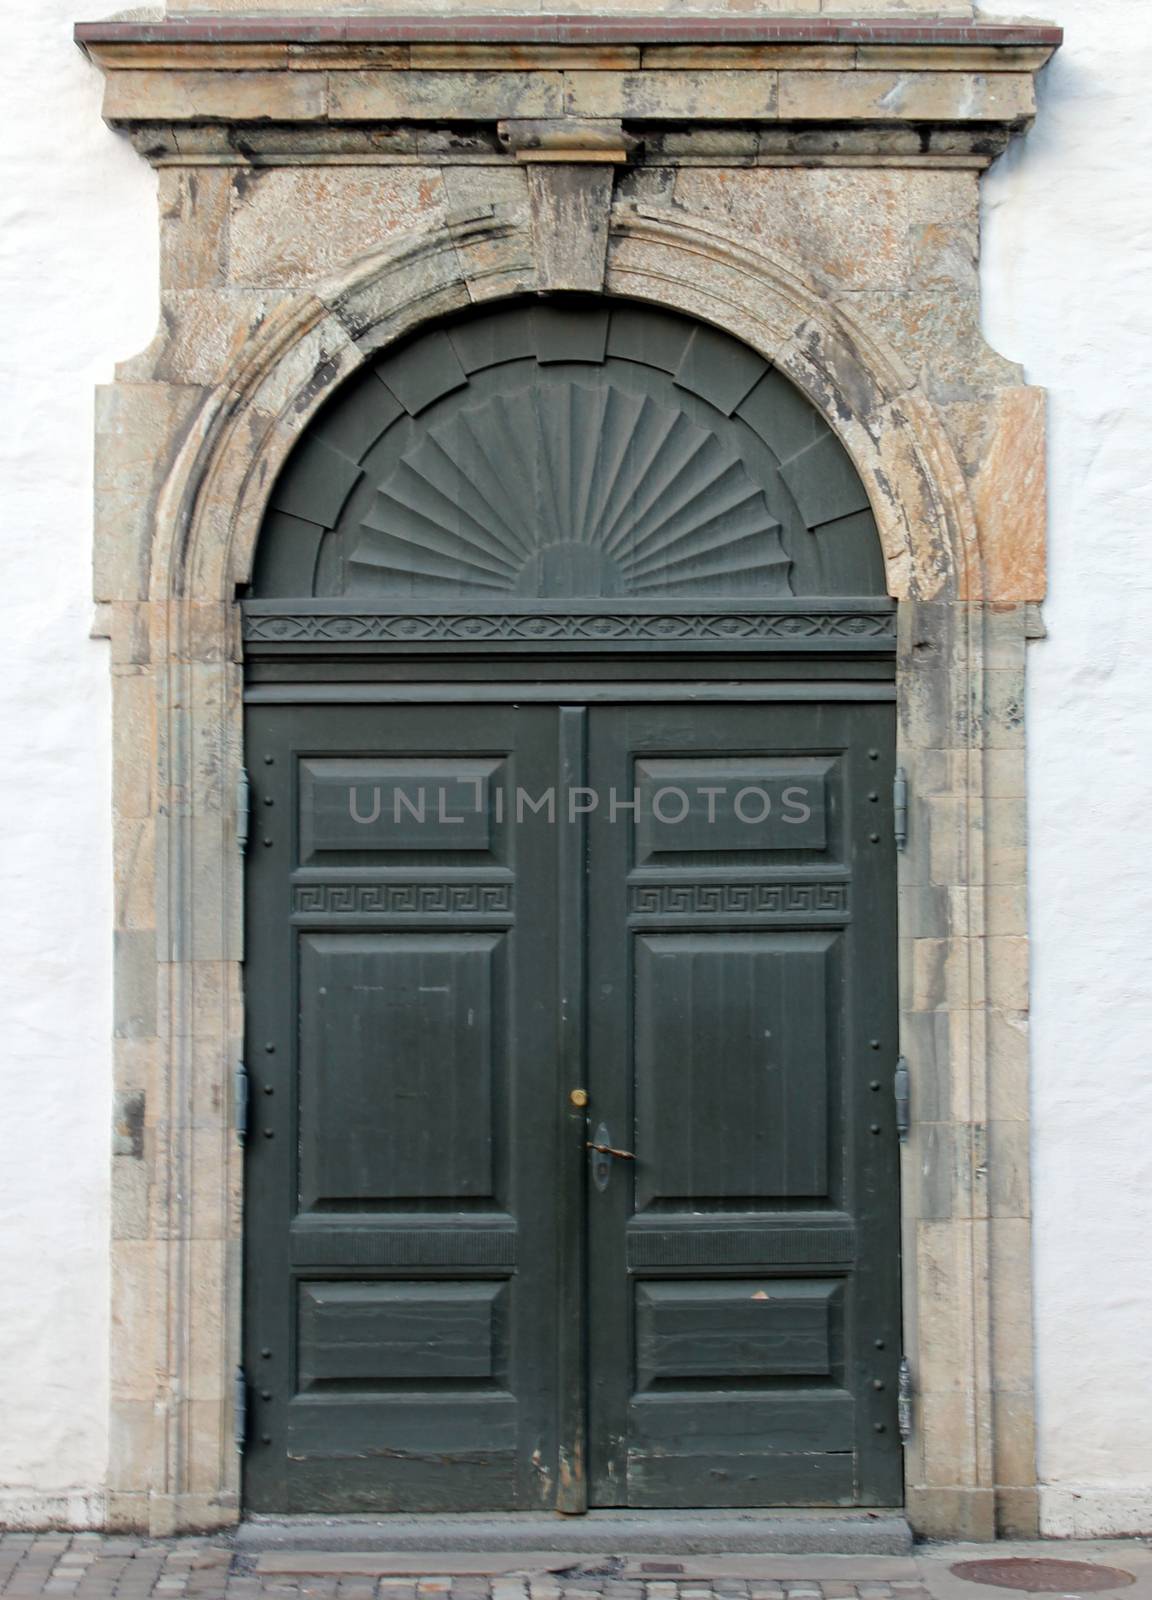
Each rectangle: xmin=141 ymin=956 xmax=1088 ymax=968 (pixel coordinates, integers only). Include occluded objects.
xmin=950 ymin=1560 xmax=1136 ymax=1593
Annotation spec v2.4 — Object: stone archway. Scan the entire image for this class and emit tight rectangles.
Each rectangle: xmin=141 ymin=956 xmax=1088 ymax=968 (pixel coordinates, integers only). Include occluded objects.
xmin=98 ymin=190 xmax=1040 ymax=1539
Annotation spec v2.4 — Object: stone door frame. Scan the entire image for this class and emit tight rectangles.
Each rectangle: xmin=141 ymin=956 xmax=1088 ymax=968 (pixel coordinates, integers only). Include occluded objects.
xmin=83 ymin=17 xmax=1054 ymax=1540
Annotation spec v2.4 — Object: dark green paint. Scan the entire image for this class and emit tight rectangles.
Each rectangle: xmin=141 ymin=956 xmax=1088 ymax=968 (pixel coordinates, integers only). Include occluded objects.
xmin=242 ymin=300 xmax=901 ymax=1516
xmin=583 ymin=701 xmax=901 ymax=1508
xmin=243 ymin=695 xmax=901 ymax=1514
xmin=249 ymin=300 xmax=887 ymax=612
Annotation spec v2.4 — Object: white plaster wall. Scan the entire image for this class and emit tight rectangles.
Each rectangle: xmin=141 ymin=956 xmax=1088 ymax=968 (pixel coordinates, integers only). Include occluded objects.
xmin=0 ymin=2 xmax=156 ymax=1528
xmin=981 ymin=0 xmax=1152 ymax=1538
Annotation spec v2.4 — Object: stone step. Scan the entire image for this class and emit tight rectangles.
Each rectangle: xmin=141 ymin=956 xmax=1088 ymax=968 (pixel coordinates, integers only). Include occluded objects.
xmin=236 ymin=1511 xmax=913 ymax=1558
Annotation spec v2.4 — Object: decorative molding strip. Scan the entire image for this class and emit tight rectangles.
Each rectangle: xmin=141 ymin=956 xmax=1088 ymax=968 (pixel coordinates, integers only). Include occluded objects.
xmin=628 ymin=1227 xmax=856 ymax=1267
xmin=294 ymin=882 xmax=512 ymax=915
xmin=629 ymin=882 xmax=849 ymax=916
xmin=75 ymin=18 xmax=1063 ymax=49
xmin=291 ymin=1228 xmax=517 ymax=1267
xmin=245 ymin=610 xmax=897 ymax=645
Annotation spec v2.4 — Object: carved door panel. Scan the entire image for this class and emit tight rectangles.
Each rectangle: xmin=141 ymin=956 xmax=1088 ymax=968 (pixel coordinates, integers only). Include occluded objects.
xmin=242 ymin=702 xmax=564 ymax=1514
xmin=584 ymin=701 xmax=903 ymax=1507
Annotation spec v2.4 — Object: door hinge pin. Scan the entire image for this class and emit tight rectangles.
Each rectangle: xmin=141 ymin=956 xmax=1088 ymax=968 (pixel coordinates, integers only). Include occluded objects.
xmin=897 ymin=1357 xmax=913 ymax=1442
xmin=236 ymin=766 xmax=251 ymax=856
xmin=894 ymin=1056 xmax=911 ymax=1143
xmin=234 ymin=1060 xmax=250 ymax=1145
xmin=893 ymin=766 xmax=908 ymax=852
xmin=234 ymin=1365 xmax=248 ymax=1454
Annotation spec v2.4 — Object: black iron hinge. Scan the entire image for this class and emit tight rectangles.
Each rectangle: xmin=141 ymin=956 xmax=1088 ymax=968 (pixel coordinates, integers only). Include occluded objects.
xmin=893 ymin=766 xmax=908 ymax=852
xmin=234 ymin=1060 xmax=249 ymax=1145
xmin=894 ymin=1056 xmax=911 ymax=1143
xmin=234 ymin=1366 xmax=248 ymax=1454
xmin=898 ymin=1357 xmax=914 ymax=1442
xmin=236 ymin=765 xmax=251 ymax=856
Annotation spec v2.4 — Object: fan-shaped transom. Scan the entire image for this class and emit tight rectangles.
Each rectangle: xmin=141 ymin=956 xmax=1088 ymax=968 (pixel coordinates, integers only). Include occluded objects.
xmin=249 ymin=299 xmax=889 ymax=622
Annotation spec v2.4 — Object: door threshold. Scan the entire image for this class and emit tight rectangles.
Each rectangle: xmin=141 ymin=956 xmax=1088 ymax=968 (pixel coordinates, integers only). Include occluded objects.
xmin=236 ymin=1509 xmax=912 ymax=1556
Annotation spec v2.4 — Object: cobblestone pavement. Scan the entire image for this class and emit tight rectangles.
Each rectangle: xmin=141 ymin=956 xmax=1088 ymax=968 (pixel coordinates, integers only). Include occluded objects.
xmin=2 ymin=1537 xmax=1150 ymax=1600
xmin=0 ymin=1539 xmax=934 ymax=1600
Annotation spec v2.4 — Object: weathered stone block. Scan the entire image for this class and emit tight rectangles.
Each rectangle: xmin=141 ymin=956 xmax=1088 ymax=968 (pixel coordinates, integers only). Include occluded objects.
xmin=528 ymin=164 xmax=614 ymax=292
xmin=111 ymin=1152 xmax=150 ymax=1242
xmin=95 ymin=384 xmax=208 ymax=603
xmin=969 ymin=387 xmax=1047 ymax=603
xmin=992 ymin=1376 xmax=1036 ymax=1472
xmin=917 ymin=1390 xmax=983 ymax=1486
xmin=778 ymin=70 xmax=1034 ymax=124
xmin=675 ymin=167 xmax=914 ymax=291
xmin=984 ymin=1119 xmax=1029 ymax=1224
xmin=288 ymin=43 xmax=407 ymax=71
xmin=987 ymin=1007 xmax=1029 ymax=1123
xmin=93 ymin=41 xmax=289 ymax=71
xmin=120 ymin=288 xmax=296 ymax=388
xmin=185 ymin=1240 xmax=229 ymax=1401
xmin=915 ymin=1221 xmax=980 ymax=1400
xmin=916 ymin=1120 xmax=974 ymax=1221
xmin=109 ymin=1241 xmax=167 ymax=1404
xmin=228 ymin=168 xmax=451 ymax=288
xmin=857 ymin=46 xmax=1050 ymax=73
xmin=996 ymin=1485 xmax=1040 ymax=1541
xmin=642 ymin=45 xmax=852 ymax=71
xmin=328 ymin=70 xmax=563 ymax=121
xmin=566 ymin=70 xmax=778 ymax=121
xmin=104 ymin=69 xmax=327 ymax=125
xmin=159 ymin=169 xmax=230 ymax=292
xmin=412 ymin=44 xmax=640 ymax=70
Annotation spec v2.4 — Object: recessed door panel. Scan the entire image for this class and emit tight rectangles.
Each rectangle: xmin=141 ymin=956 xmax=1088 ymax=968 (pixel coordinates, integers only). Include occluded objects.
xmin=297 ymin=1281 xmax=507 ymax=1387
xmin=634 ymin=930 xmax=835 ymax=1205
xmin=634 ymin=758 xmax=832 ymax=860
xmin=635 ymin=1280 xmax=840 ymax=1387
xmin=298 ymin=932 xmax=501 ymax=1207
xmin=299 ymin=757 xmax=502 ymax=861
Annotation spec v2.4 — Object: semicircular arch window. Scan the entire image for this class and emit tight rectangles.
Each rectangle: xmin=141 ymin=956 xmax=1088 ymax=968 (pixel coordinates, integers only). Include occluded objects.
xmin=247 ymin=299 xmax=891 ymax=647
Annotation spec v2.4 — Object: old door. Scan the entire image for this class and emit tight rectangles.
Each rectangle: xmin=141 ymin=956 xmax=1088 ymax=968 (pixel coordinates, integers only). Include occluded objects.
xmin=584 ymin=699 xmax=902 ymax=1507
xmin=242 ymin=702 xmax=566 ymax=1513
xmin=241 ymin=297 xmax=902 ymax=1514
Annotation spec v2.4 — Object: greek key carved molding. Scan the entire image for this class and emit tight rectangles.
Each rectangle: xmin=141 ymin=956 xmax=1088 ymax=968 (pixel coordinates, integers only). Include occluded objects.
xmin=628 ymin=882 xmax=849 ymax=916
xmin=293 ymin=882 xmax=513 ymax=915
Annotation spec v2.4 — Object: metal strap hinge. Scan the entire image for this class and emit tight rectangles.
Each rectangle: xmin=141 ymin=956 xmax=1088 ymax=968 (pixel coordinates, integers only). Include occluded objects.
xmin=893 ymin=766 xmax=908 ymax=852
xmin=234 ymin=1060 xmax=249 ymax=1145
xmin=894 ymin=1056 xmax=911 ymax=1143
xmin=898 ymin=1357 xmax=913 ymax=1442
xmin=234 ymin=1365 xmax=248 ymax=1454
xmin=236 ymin=766 xmax=251 ymax=856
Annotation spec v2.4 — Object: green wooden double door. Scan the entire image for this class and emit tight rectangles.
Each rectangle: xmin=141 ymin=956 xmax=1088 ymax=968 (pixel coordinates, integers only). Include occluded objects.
xmin=243 ymin=694 xmax=902 ymax=1514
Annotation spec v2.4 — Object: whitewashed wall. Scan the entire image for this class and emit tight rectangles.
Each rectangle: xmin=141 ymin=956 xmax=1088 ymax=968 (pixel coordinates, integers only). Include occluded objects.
xmin=982 ymin=0 xmax=1152 ymax=1538
xmin=0 ymin=1 xmax=155 ymax=1528
xmin=0 ymin=0 xmax=1149 ymax=1536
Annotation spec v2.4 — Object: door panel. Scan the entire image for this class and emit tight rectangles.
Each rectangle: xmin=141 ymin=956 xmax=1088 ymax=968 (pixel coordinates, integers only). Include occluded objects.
xmin=585 ymin=702 xmax=901 ymax=1508
xmin=243 ymin=703 xmax=562 ymax=1514
xmin=633 ymin=930 xmax=835 ymax=1203
xmin=297 ymin=931 xmax=502 ymax=1206
xmin=244 ymin=694 xmax=900 ymax=1514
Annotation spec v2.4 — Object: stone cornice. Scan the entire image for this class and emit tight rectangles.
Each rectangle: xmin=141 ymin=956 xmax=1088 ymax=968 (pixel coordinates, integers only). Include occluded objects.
xmin=75 ymin=16 xmax=1063 ymax=49
xmin=75 ymin=13 xmax=1060 ymax=170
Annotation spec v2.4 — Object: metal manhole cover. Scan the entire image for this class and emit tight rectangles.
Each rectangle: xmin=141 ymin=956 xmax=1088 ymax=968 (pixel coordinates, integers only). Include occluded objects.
xmin=950 ymin=1560 xmax=1136 ymax=1593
